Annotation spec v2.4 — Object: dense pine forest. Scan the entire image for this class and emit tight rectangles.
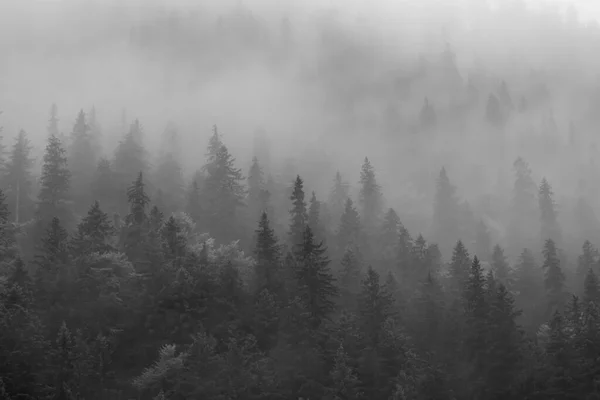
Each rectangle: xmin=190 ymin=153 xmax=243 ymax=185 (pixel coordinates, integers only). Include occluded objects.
xmin=4 ymin=1 xmax=600 ymax=399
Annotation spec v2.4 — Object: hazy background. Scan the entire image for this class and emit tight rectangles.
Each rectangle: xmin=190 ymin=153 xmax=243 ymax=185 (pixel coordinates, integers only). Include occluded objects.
xmin=1 ymin=0 xmax=600 ymax=255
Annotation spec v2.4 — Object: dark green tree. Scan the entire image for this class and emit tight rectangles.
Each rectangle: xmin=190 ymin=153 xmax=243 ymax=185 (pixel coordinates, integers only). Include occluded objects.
xmin=254 ymin=211 xmax=281 ymax=295
xmin=448 ymin=240 xmax=471 ymax=295
xmin=71 ymin=201 xmax=115 ymax=257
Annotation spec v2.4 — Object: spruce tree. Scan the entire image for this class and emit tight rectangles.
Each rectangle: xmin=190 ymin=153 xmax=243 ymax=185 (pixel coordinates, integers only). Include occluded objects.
xmin=185 ymin=180 xmax=202 ymax=225
xmin=202 ymin=141 xmax=245 ymax=244
xmin=584 ymin=268 xmax=600 ymax=305
xmin=337 ymin=198 xmax=361 ymax=253
xmin=254 ymin=211 xmax=281 ymax=294
xmin=71 ymin=201 xmax=115 ymax=257
xmin=153 ymin=122 xmax=185 ymax=215
xmin=4 ymin=130 xmax=34 ymax=223
xmin=379 ymin=208 xmax=400 ymax=262
xmin=491 ymin=244 xmax=511 ymax=288
xmin=539 ymin=178 xmax=561 ymax=244
xmin=358 ymin=157 xmax=383 ymax=235
xmin=463 ymin=256 xmax=488 ymax=385
xmin=328 ymin=171 xmax=350 ymax=228
xmin=68 ymin=110 xmax=97 ymax=216
xmin=432 ymin=167 xmax=461 ymax=257
xmin=160 ymin=216 xmax=186 ymax=264
xmin=508 ymin=157 xmax=538 ymax=253
xmin=474 ymin=219 xmax=492 ymax=262
xmin=113 ymin=120 xmax=147 ymax=214
xmin=91 ymin=158 xmax=117 ymax=215
xmin=577 ymin=240 xmax=597 ymax=286
xmin=289 ymin=175 xmax=308 ymax=249
xmin=34 ymin=217 xmax=71 ymax=298
xmin=308 ymin=191 xmax=325 ymax=244
xmin=293 ymin=226 xmax=338 ymax=328
xmin=122 ymin=172 xmax=151 ymax=266
xmin=47 ymin=103 xmax=59 ymax=138
xmin=327 ymin=343 xmax=363 ymax=400
xmin=543 ymin=239 xmax=566 ymax=313
xmin=36 ymin=134 xmax=72 ymax=228
xmin=337 ymin=244 xmax=363 ymax=310
xmin=359 ymin=266 xmax=394 ymax=346
xmin=449 ymin=240 xmax=471 ymax=295
xmin=412 ymin=272 xmax=444 ymax=352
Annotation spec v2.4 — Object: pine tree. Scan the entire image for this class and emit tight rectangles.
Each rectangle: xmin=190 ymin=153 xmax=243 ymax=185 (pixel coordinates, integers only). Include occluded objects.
xmin=153 ymin=122 xmax=185 ymax=215
xmin=125 ymin=172 xmax=150 ymax=226
xmin=432 ymin=167 xmax=461 ymax=257
xmin=359 ymin=266 xmax=394 ymax=346
xmin=358 ymin=157 xmax=383 ymax=235
xmin=91 ymin=158 xmax=117 ymax=215
xmin=584 ymin=268 xmax=600 ymax=305
xmin=543 ymin=239 xmax=566 ymax=313
xmin=412 ymin=272 xmax=444 ymax=352
xmin=36 ymin=134 xmax=72 ymax=228
xmin=122 ymin=172 xmax=151 ymax=267
xmin=463 ymin=256 xmax=488 ymax=388
xmin=486 ymin=284 xmax=523 ymax=397
xmin=508 ymin=157 xmax=538 ymax=253
xmin=491 ymin=244 xmax=511 ymax=288
xmin=449 ymin=240 xmax=471 ymax=295
xmin=379 ymin=208 xmax=400 ymax=262
xmin=254 ymin=211 xmax=281 ymax=294
xmin=337 ymin=244 xmax=363 ymax=310
xmin=327 ymin=343 xmax=363 ymax=400
xmin=34 ymin=217 xmax=71 ymax=296
xmin=113 ymin=119 xmax=147 ymax=214
xmin=337 ymin=198 xmax=362 ymax=253
xmin=294 ymin=226 xmax=338 ymax=328
xmin=328 ymin=171 xmax=350 ymax=228
xmin=577 ymin=240 xmax=597 ymax=286
xmin=289 ymin=175 xmax=308 ymax=249
xmin=202 ymin=141 xmax=245 ymax=243
xmin=71 ymin=201 xmax=115 ymax=257
xmin=474 ymin=219 xmax=492 ymax=262
xmin=308 ymin=191 xmax=325 ymax=244
xmin=69 ymin=110 xmax=97 ymax=216
xmin=160 ymin=216 xmax=186 ymax=264
xmin=4 ymin=130 xmax=34 ymax=223
xmin=539 ymin=178 xmax=562 ymax=244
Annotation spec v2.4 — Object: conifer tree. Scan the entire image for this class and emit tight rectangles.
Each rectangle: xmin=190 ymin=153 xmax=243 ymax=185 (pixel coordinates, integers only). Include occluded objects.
xmin=91 ymin=158 xmax=117 ymax=215
xmin=491 ymin=244 xmax=511 ymax=288
xmin=289 ymin=175 xmax=308 ymax=249
xmin=474 ymin=219 xmax=492 ymax=262
xmin=48 ymin=103 xmax=59 ymax=138
xmin=185 ymin=180 xmax=202 ymax=225
xmin=160 ymin=216 xmax=186 ymax=264
xmin=68 ymin=110 xmax=97 ymax=216
xmin=71 ymin=201 xmax=115 ymax=257
xmin=543 ymin=239 xmax=566 ymax=313
xmin=122 ymin=172 xmax=151 ymax=266
xmin=337 ymin=244 xmax=363 ymax=310
xmin=432 ymin=167 xmax=461 ymax=257
xmin=358 ymin=157 xmax=383 ymax=235
xmin=113 ymin=120 xmax=147 ymax=214
xmin=254 ymin=211 xmax=281 ymax=294
xmin=308 ymin=191 xmax=325 ymax=244
xmin=327 ymin=343 xmax=363 ymax=400
xmin=328 ymin=171 xmax=350 ymax=228
xmin=0 ymin=188 xmax=17 ymax=262
xmin=4 ymin=130 xmax=34 ymax=223
xmin=359 ymin=266 xmax=395 ymax=346
xmin=412 ymin=272 xmax=444 ymax=353
xmin=337 ymin=198 xmax=361 ymax=253
xmin=584 ymin=268 xmax=600 ymax=305
xmin=88 ymin=105 xmax=102 ymax=157
xmin=153 ymin=122 xmax=185 ymax=215
xmin=449 ymin=240 xmax=471 ymax=295
xmin=293 ymin=226 xmax=338 ymax=328
xmin=577 ymin=240 xmax=597 ymax=286
xmin=36 ymin=134 xmax=72 ymax=228
xmin=379 ymin=208 xmax=400 ymax=260
xmin=202 ymin=141 xmax=245 ymax=243
xmin=508 ymin=157 xmax=538 ymax=253
xmin=463 ymin=256 xmax=488 ymax=385
xmin=34 ymin=217 xmax=71 ymax=299
xmin=539 ymin=178 xmax=561 ymax=244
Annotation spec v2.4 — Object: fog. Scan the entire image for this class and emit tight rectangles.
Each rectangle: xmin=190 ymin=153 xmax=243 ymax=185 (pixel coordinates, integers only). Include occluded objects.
xmin=2 ymin=0 xmax=600 ymax=258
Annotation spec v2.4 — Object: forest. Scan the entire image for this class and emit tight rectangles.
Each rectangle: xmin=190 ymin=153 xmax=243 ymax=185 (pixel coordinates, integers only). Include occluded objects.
xmin=3 ymin=0 xmax=600 ymax=399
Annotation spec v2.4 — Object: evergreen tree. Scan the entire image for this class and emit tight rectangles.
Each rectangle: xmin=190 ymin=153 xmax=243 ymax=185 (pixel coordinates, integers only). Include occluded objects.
xmin=88 ymin=105 xmax=102 ymax=157
xmin=202 ymin=141 xmax=245 ymax=244
xmin=584 ymin=268 xmax=600 ymax=305
xmin=113 ymin=120 xmax=147 ymax=214
xmin=308 ymin=191 xmax=325 ymax=244
xmin=254 ymin=211 xmax=281 ymax=294
xmin=160 ymin=216 xmax=186 ymax=264
xmin=378 ymin=208 xmax=401 ymax=269
xmin=34 ymin=217 xmax=71 ymax=303
xmin=577 ymin=240 xmax=597 ymax=286
xmin=449 ymin=240 xmax=471 ymax=295
xmin=543 ymin=239 xmax=566 ymax=313
xmin=293 ymin=226 xmax=338 ymax=328
xmin=491 ymin=244 xmax=511 ymax=288
xmin=327 ymin=343 xmax=363 ymax=400
xmin=185 ymin=180 xmax=202 ymax=226
xmin=47 ymin=103 xmax=60 ymax=139
xmin=337 ymin=198 xmax=362 ymax=253
xmin=508 ymin=157 xmax=538 ymax=253
xmin=337 ymin=244 xmax=363 ymax=310
xmin=4 ymin=130 xmax=34 ymax=223
xmin=289 ymin=175 xmax=308 ymax=249
xmin=359 ymin=266 xmax=395 ymax=347
xmin=474 ymin=219 xmax=492 ymax=262
xmin=68 ymin=110 xmax=97 ymax=216
xmin=91 ymin=158 xmax=117 ymax=215
xmin=432 ymin=167 xmax=461 ymax=257
xmin=36 ymin=134 xmax=72 ymax=228
xmin=358 ymin=157 xmax=383 ymax=235
xmin=412 ymin=272 xmax=444 ymax=353
xmin=153 ymin=122 xmax=185 ymax=215
xmin=539 ymin=178 xmax=562 ymax=244
xmin=71 ymin=201 xmax=115 ymax=257
xmin=328 ymin=171 xmax=350 ymax=228
xmin=122 ymin=172 xmax=151 ymax=267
